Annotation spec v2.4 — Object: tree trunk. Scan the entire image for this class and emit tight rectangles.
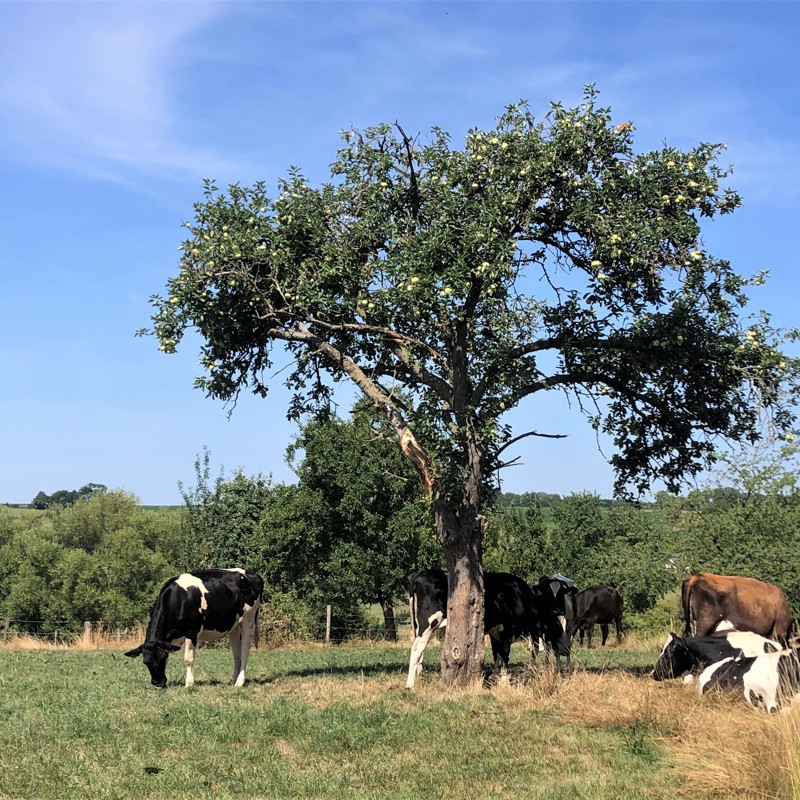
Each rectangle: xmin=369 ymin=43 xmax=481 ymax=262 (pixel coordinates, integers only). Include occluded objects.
xmin=380 ymin=598 xmax=397 ymax=642
xmin=377 ymin=400 xmax=487 ymax=687
xmin=435 ymin=502 xmax=486 ymax=687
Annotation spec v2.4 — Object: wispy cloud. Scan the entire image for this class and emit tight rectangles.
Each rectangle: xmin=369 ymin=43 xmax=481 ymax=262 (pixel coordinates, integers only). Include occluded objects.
xmin=0 ymin=3 xmax=243 ymax=183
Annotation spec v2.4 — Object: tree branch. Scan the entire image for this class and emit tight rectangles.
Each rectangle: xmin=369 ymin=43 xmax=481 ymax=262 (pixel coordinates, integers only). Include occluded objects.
xmin=496 ymin=429 xmax=568 ymax=458
xmin=268 ymin=324 xmax=438 ymax=495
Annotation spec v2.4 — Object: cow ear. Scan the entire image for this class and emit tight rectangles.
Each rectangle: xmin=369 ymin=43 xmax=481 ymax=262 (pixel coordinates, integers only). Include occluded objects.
xmin=165 ymin=643 xmax=182 ymax=652
xmin=124 ymin=645 xmax=143 ymax=658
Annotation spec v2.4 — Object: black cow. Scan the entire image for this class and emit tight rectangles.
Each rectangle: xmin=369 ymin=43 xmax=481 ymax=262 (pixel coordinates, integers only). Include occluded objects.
xmin=125 ymin=568 xmax=263 ymax=688
xmin=571 ymin=585 xmax=623 ymax=648
xmin=406 ymin=569 xmax=569 ymax=688
xmin=651 ymin=631 xmax=781 ymax=681
xmin=697 ymin=649 xmax=800 ymax=712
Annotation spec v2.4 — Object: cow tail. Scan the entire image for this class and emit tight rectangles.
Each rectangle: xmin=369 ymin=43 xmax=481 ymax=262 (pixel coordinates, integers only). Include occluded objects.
xmin=409 ymin=588 xmax=419 ymax=638
xmin=565 ymin=588 xmax=577 ymax=640
xmin=682 ymin=578 xmax=694 ymax=637
xmin=254 ymin=602 xmax=261 ymax=649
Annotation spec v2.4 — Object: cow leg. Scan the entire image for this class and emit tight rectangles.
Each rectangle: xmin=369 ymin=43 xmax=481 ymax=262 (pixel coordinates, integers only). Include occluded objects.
xmin=490 ymin=632 xmax=511 ymax=676
xmin=234 ymin=609 xmax=257 ymax=687
xmin=235 ymin=613 xmax=256 ymax=688
xmin=615 ymin=616 xmax=623 ymax=644
xmin=553 ymin=650 xmax=570 ymax=673
xmin=586 ymin=624 xmax=594 ymax=649
xmin=229 ymin=628 xmax=243 ymax=686
xmin=406 ymin=612 xmax=445 ymax=689
xmin=184 ymin=638 xmax=197 ymax=687
xmin=552 ymin=619 xmax=571 ymax=673
xmin=554 ymin=639 xmax=571 ymax=673
xmin=600 ymin=624 xmax=609 ymax=646
xmin=578 ymin=628 xmax=585 ymax=647
xmin=529 ymin=635 xmax=542 ymax=668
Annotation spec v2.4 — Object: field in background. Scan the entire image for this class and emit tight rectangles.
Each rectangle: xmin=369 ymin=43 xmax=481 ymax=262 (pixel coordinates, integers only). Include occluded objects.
xmin=1 ymin=640 xmax=798 ymax=800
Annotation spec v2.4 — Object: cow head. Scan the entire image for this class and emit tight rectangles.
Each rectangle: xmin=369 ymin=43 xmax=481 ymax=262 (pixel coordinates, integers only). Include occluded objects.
xmin=528 ymin=587 xmax=571 ymax=661
xmin=651 ymin=633 xmax=693 ymax=681
xmin=125 ymin=641 xmax=182 ymax=688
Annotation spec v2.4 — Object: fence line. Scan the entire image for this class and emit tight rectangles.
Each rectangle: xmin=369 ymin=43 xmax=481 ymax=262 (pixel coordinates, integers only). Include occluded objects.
xmin=1 ymin=615 xmax=415 ymax=646
xmin=2 ymin=619 xmax=147 ymax=645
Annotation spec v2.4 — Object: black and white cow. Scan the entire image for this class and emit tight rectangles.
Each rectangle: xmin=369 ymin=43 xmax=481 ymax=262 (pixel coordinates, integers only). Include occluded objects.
xmin=651 ymin=631 xmax=781 ymax=681
xmin=534 ymin=575 xmax=577 ymax=666
xmin=697 ymin=649 xmax=800 ymax=712
xmin=125 ymin=568 xmax=263 ymax=688
xmin=406 ymin=569 xmax=569 ymax=688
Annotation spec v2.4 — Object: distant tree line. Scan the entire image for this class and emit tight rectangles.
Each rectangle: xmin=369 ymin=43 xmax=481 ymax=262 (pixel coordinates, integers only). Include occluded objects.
xmin=30 ymin=483 xmax=107 ymax=510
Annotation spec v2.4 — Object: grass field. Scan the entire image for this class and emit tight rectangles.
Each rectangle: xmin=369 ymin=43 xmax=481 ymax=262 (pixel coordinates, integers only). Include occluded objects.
xmin=1 ymin=638 xmax=798 ymax=800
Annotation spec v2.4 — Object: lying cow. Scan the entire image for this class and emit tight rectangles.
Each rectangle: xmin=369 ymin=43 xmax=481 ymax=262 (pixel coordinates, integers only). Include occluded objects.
xmin=651 ymin=631 xmax=781 ymax=681
xmin=126 ymin=568 xmax=263 ymax=688
xmin=697 ymin=649 xmax=800 ymax=712
xmin=406 ymin=569 xmax=568 ymax=688
xmin=571 ymin=585 xmax=623 ymax=648
xmin=682 ymin=572 xmax=795 ymax=645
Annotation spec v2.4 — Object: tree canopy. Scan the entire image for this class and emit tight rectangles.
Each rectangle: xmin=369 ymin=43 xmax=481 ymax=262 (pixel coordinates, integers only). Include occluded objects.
xmin=143 ymin=88 xmax=799 ymax=685
xmin=285 ymin=405 xmax=439 ymax=637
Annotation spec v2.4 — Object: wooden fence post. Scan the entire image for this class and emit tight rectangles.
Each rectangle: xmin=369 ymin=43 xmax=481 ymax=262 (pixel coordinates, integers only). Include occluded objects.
xmin=83 ymin=621 xmax=93 ymax=648
xmin=325 ymin=605 xmax=332 ymax=644
xmin=2 ymin=619 xmax=9 ymax=644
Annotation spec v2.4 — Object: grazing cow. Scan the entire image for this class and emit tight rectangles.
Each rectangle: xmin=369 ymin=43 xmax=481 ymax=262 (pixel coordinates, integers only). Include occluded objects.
xmin=571 ymin=585 xmax=624 ymax=648
xmin=125 ymin=568 xmax=263 ymax=688
xmin=651 ymin=631 xmax=781 ymax=681
xmin=682 ymin=572 xmax=795 ymax=645
xmin=697 ymin=649 xmax=800 ymax=712
xmin=535 ymin=575 xmax=577 ymax=665
xmin=406 ymin=569 xmax=569 ymax=688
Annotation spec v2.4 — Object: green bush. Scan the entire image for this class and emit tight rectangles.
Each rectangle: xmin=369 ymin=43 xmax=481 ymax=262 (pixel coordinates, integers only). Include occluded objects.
xmin=625 ymin=591 xmax=683 ymax=638
xmin=259 ymin=591 xmax=317 ymax=647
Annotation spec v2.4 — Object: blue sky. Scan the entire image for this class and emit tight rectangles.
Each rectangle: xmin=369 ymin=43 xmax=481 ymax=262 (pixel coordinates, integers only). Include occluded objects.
xmin=1 ymin=1 xmax=798 ymax=505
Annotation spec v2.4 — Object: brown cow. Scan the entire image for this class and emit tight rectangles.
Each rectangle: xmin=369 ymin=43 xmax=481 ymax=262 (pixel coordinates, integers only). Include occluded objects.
xmin=682 ymin=572 xmax=795 ymax=645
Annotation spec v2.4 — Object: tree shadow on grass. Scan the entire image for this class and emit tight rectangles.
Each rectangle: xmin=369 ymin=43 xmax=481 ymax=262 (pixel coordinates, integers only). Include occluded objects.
xmin=171 ymin=653 xmax=656 ymax=688
xmin=179 ymin=661 xmax=406 ymax=687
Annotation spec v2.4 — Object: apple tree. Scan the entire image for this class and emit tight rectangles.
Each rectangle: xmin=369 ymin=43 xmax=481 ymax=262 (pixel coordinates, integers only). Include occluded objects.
xmin=141 ymin=88 xmax=799 ymax=686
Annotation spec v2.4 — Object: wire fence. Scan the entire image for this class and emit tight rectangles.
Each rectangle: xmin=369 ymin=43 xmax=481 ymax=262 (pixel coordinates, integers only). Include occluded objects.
xmin=0 ymin=620 xmax=140 ymax=647
xmin=1 ymin=612 xmax=415 ymax=648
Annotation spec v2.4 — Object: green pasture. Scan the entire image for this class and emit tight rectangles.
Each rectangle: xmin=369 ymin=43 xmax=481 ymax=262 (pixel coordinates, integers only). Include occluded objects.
xmin=0 ymin=639 xmax=725 ymax=800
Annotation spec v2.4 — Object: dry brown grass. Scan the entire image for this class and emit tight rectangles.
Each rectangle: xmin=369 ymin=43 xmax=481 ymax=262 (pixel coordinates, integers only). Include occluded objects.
xmin=484 ymin=665 xmax=799 ymax=799
xmin=2 ymin=626 xmax=145 ymax=650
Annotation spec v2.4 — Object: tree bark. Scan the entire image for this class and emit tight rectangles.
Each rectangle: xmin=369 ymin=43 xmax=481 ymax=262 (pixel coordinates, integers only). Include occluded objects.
xmin=435 ymin=501 xmax=486 ymax=687
xmin=380 ymin=599 xmax=397 ymax=642
xmin=378 ymin=399 xmax=487 ymax=687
